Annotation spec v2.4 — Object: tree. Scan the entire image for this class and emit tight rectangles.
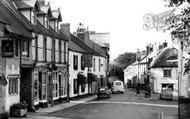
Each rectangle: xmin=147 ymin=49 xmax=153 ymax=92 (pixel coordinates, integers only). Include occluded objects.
xmin=108 ymin=64 xmax=124 ymax=82
xmin=113 ymin=52 xmax=136 ymax=70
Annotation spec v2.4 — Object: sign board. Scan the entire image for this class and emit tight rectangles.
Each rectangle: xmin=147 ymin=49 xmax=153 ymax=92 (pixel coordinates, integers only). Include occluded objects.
xmin=82 ymin=54 xmax=93 ymax=67
xmin=2 ymin=40 xmax=14 ymax=57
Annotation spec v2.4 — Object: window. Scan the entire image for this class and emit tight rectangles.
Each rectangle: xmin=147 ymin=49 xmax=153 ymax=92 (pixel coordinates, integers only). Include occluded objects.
xmin=73 ymin=79 xmax=78 ymax=94
xmin=9 ymin=77 xmax=18 ymax=95
xmin=21 ymin=40 xmax=29 ymax=57
xmin=73 ymin=55 xmax=78 ymax=70
xmin=43 ymin=37 xmax=47 ymax=60
xmin=59 ymin=72 xmax=63 ymax=96
xmin=53 ymin=72 xmax=58 ymax=98
xmin=42 ymin=72 xmax=46 ymax=100
xmin=15 ymin=39 xmax=19 ymax=57
xmin=163 ymin=69 xmax=171 ymax=77
xmin=99 ymin=59 xmax=101 ymax=71
xmin=33 ymin=73 xmax=38 ymax=101
xmin=81 ymin=56 xmax=85 ymax=70
xmin=93 ymin=58 xmax=96 ymax=72
xmin=59 ymin=40 xmax=61 ymax=63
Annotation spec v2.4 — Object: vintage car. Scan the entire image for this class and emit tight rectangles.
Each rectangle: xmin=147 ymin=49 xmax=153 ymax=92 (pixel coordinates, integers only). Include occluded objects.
xmin=160 ymin=88 xmax=173 ymax=100
xmin=112 ymin=80 xmax=125 ymax=94
xmin=97 ymin=86 xmax=112 ymax=99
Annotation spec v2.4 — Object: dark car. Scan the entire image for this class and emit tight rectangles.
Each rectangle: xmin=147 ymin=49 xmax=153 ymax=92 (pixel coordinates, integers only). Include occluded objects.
xmin=97 ymin=86 xmax=111 ymax=99
xmin=160 ymin=88 xmax=173 ymax=100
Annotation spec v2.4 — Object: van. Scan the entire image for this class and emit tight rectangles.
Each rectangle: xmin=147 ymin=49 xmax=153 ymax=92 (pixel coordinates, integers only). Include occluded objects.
xmin=112 ymin=80 xmax=125 ymax=94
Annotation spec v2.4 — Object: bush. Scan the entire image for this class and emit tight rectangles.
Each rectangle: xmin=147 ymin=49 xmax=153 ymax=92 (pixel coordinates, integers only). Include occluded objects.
xmin=0 ymin=112 xmax=9 ymax=119
xmin=11 ymin=102 xmax=27 ymax=109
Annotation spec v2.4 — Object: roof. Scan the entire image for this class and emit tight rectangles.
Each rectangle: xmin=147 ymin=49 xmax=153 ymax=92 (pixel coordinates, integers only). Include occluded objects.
xmin=51 ymin=9 xmax=62 ymax=21
xmin=150 ymin=47 xmax=178 ymax=68
xmin=0 ymin=0 xmax=33 ymax=38
xmin=13 ymin=0 xmax=41 ymax=12
xmin=70 ymin=34 xmax=103 ymax=56
xmin=85 ymin=38 xmax=107 ymax=57
xmin=49 ymin=26 xmax=67 ymax=41
xmin=68 ymin=40 xmax=87 ymax=53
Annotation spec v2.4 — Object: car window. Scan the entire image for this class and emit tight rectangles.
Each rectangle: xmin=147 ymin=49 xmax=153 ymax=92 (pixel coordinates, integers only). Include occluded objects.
xmin=115 ymin=82 xmax=121 ymax=86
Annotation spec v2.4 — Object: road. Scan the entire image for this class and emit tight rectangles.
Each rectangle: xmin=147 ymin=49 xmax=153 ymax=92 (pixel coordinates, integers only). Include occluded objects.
xmin=45 ymin=89 xmax=178 ymax=119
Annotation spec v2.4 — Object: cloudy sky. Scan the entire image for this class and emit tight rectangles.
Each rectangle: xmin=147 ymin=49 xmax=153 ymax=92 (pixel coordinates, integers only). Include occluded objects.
xmin=47 ymin=0 xmax=172 ymax=61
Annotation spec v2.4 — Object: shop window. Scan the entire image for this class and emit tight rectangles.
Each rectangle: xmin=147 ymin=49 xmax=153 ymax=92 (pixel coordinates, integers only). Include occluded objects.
xmin=53 ymin=72 xmax=58 ymax=98
xmin=163 ymin=69 xmax=171 ymax=77
xmin=8 ymin=77 xmax=18 ymax=95
xmin=59 ymin=72 xmax=63 ymax=96
xmin=42 ymin=72 xmax=46 ymax=100
xmin=33 ymin=73 xmax=38 ymax=101
xmin=73 ymin=55 xmax=78 ymax=70
xmin=38 ymin=72 xmax=42 ymax=100
xmin=21 ymin=40 xmax=29 ymax=57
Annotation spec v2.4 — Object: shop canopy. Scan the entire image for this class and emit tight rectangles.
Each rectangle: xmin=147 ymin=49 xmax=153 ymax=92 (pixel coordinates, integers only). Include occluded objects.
xmin=87 ymin=73 xmax=98 ymax=83
xmin=77 ymin=73 xmax=87 ymax=84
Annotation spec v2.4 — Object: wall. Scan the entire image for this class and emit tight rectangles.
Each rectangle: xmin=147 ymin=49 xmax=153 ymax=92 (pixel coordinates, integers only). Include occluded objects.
xmin=151 ymin=67 xmax=178 ymax=93
xmin=69 ymin=51 xmax=88 ymax=98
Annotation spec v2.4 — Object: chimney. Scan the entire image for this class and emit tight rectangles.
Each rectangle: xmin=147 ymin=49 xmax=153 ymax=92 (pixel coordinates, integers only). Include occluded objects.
xmin=76 ymin=23 xmax=89 ymax=42
xmin=60 ymin=23 xmax=70 ymax=39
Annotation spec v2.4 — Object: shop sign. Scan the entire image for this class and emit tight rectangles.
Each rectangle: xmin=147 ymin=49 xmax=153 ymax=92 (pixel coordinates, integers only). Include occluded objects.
xmin=82 ymin=54 xmax=93 ymax=67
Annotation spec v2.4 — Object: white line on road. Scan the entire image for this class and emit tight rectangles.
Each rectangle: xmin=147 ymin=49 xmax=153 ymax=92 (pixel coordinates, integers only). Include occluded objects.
xmin=85 ymin=101 xmax=178 ymax=108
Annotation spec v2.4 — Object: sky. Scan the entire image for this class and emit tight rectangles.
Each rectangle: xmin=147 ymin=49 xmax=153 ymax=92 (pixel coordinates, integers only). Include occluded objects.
xmin=46 ymin=0 xmax=173 ymax=61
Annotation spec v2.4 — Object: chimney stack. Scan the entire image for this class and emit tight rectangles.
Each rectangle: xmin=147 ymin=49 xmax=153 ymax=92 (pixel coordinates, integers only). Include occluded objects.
xmin=60 ymin=23 xmax=70 ymax=39
xmin=76 ymin=23 xmax=89 ymax=42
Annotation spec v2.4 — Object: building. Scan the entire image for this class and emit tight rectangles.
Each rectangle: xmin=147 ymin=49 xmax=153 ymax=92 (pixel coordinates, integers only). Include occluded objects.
xmin=150 ymin=47 xmax=178 ymax=93
xmin=1 ymin=0 xmax=70 ymax=111
xmin=76 ymin=26 xmax=109 ymax=89
xmin=0 ymin=0 xmax=34 ymax=113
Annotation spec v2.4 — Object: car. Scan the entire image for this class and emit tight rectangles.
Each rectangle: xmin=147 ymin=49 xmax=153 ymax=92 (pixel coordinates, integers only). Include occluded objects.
xmin=97 ymin=86 xmax=111 ymax=99
xmin=112 ymin=80 xmax=125 ymax=94
xmin=160 ymin=88 xmax=173 ymax=100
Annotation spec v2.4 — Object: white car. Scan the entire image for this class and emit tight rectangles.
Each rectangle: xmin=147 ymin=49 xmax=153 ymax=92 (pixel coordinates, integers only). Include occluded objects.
xmin=112 ymin=80 xmax=125 ymax=94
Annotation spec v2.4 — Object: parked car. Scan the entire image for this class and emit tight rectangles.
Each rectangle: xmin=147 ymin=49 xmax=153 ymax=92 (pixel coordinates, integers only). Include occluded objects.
xmin=160 ymin=88 xmax=173 ymax=100
xmin=112 ymin=80 xmax=125 ymax=94
xmin=97 ymin=86 xmax=111 ymax=99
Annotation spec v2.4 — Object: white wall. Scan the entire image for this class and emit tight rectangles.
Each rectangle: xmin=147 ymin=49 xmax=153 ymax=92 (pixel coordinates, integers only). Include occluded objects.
xmin=5 ymin=59 xmax=20 ymax=112
xmin=151 ymin=67 xmax=178 ymax=93
xmin=69 ymin=51 xmax=88 ymax=98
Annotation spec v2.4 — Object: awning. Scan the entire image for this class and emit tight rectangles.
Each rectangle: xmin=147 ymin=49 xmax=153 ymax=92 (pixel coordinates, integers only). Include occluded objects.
xmin=87 ymin=73 xmax=98 ymax=83
xmin=77 ymin=73 xmax=87 ymax=84
xmin=0 ymin=74 xmax=7 ymax=85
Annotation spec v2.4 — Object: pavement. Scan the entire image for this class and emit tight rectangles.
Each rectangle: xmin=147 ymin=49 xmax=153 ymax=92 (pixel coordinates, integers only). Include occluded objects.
xmin=10 ymin=95 xmax=97 ymax=119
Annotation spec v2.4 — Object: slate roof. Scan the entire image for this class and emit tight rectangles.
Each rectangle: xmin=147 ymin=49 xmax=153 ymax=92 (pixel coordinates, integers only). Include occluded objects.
xmin=49 ymin=26 xmax=67 ymax=40
xmin=70 ymin=34 xmax=103 ymax=56
xmin=51 ymin=10 xmax=62 ymax=22
xmin=0 ymin=0 xmax=33 ymax=38
xmin=150 ymin=47 xmax=178 ymax=68
xmin=13 ymin=0 xmax=35 ymax=9
xmin=68 ymin=40 xmax=87 ymax=53
xmin=85 ymin=38 xmax=107 ymax=57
